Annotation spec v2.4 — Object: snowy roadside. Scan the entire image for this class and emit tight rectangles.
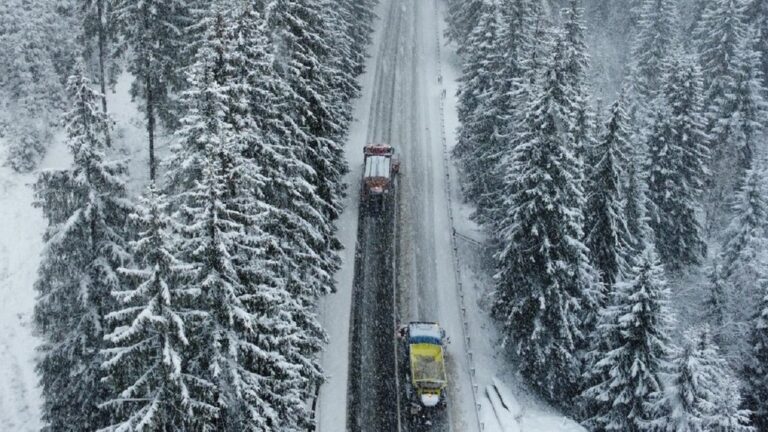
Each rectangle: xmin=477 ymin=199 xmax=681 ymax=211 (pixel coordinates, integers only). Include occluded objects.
xmin=0 ymin=152 xmax=46 ymax=432
xmin=0 ymin=128 xmax=71 ymax=431
xmin=434 ymin=1 xmax=585 ymax=430
xmin=0 ymin=73 xmax=149 ymax=431
xmin=314 ymin=0 xmax=389 ymax=429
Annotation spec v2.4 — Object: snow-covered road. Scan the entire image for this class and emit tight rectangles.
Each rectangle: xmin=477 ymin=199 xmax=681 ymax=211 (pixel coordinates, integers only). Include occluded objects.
xmin=319 ymin=0 xmax=481 ymax=429
xmin=390 ymin=0 xmax=479 ymax=430
xmin=315 ymin=0 xmax=587 ymax=430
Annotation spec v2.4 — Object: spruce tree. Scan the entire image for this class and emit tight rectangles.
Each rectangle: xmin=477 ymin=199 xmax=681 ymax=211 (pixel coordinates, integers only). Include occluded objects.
xmin=100 ymin=186 xmax=206 ymax=431
xmin=459 ymin=0 xmax=543 ymax=226
xmin=562 ymin=0 xmax=590 ymax=92
xmin=706 ymin=379 xmax=755 ymax=432
xmin=630 ymin=0 xmax=680 ymax=109
xmin=167 ymin=14 xmax=322 ymax=429
xmin=338 ymin=0 xmax=376 ymax=75
xmin=112 ymin=0 xmax=193 ymax=180
xmin=580 ymin=247 xmax=673 ymax=432
xmin=744 ymin=276 xmax=768 ymax=431
xmin=561 ymin=0 xmax=595 ymax=221
xmin=225 ymin=2 xmax=338 ymax=311
xmin=226 ymin=1 xmax=334 ymax=355
xmin=717 ymin=163 xmax=768 ymax=360
xmin=649 ymin=55 xmax=708 ymax=270
xmin=78 ymin=0 xmax=115 ymax=144
xmin=33 ymin=72 xmax=130 ymax=431
xmin=749 ymin=0 xmax=768 ymax=87
xmin=696 ymin=0 xmax=768 ymax=224
xmin=650 ymin=327 xmax=753 ymax=432
xmin=454 ymin=0 xmax=504 ymax=218
xmin=0 ymin=0 xmax=73 ymax=171
xmin=584 ymin=95 xmax=633 ymax=289
xmin=624 ymin=147 xmax=652 ymax=256
xmin=494 ymin=0 xmax=542 ymax=95
xmin=720 ymin=163 xmax=768 ymax=285
xmin=322 ymin=0 xmax=361 ymax=107
xmin=703 ymin=263 xmax=728 ymax=344
xmin=266 ymin=0 xmax=349 ymax=220
xmin=493 ymin=32 xmax=600 ymax=402
xmin=446 ymin=0 xmax=483 ymax=47
xmin=646 ymin=56 xmax=708 ymax=271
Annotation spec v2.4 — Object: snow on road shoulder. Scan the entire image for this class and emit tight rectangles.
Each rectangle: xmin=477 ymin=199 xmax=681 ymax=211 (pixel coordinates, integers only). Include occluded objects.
xmin=434 ymin=1 xmax=586 ymax=431
xmin=315 ymin=1 xmax=389 ymax=430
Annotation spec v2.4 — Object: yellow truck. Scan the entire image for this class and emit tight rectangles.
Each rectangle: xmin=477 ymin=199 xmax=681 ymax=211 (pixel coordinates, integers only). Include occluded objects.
xmin=403 ymin=322 xmax=448 ymax=413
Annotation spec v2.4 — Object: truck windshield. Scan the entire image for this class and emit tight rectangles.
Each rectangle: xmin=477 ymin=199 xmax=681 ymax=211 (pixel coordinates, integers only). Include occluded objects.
xmin=409 ymin=335 xmax=442 ymax=345
xmin=419 ymin=381 xmax=444 ymax=390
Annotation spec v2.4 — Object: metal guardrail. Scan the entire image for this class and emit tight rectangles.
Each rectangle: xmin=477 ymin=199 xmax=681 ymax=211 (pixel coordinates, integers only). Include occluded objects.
xmin=453 ymin=229 xmax=485 ymax=249
xmin=432 ymin=1 xmax=484 ymax=430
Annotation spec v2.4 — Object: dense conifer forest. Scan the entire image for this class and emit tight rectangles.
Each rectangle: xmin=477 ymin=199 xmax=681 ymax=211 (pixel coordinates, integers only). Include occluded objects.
xmin=447 ymin=0 xmax=768 ymax=429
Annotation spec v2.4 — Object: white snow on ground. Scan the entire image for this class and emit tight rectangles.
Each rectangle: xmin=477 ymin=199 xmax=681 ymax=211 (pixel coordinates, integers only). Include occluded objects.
xmin=0 ymin=130 xmax=69 ymax=431
xmin=0 ymin=73 xmax=150 ymax=431
xmin=434 ymin=1 xmax=586 ymax=431
xmin=315 ymin=0 xmax=390 ymax=429
xmin=317 ymin=0 xmax=587 ymax=430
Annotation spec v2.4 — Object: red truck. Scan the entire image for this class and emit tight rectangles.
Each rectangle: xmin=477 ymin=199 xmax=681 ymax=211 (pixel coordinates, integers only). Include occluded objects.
xmin=362 ymin=144 xmax=399 ymax=214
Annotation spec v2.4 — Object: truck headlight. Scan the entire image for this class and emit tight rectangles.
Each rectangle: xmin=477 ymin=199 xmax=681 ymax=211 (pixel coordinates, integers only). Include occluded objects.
xmin=420 ymin=393 xmax=440 ymax=407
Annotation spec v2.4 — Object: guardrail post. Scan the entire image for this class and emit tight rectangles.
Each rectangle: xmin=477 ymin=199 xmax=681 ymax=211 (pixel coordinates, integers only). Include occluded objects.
xmin=434 ymin=1 xmax=483 ymax=430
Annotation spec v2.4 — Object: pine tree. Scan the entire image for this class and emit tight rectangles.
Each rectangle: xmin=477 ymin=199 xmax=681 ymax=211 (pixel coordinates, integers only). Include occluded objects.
xmin=717 ymin=162 xmax=768 ymax=361
xmin=696 ymin=0 xmax=768 ymax=225
xmin=630 ymin=0 xmax=681 ymax=108
xmin=584 ymin=95 xmax=632 ymax=288
xmin=112 ymin=0 xmax=193 ymax=180
xmin=337 ymin=0 xmax=376 ymax=75
xmin=493 ymin=32 xmax=600 ymax=402
xmin=455 ymin=0 xmax=544 ymax=226
xmin=167 ymin=14 xmax=323 ymax=429
xmin=580 ymin=247 xmax=673 ymax=432
xmin=78 ymin=0 xmax=115 ymax=145
xmin=266 ymin=0 xmax=350 ymax=220
xmin=749 ymin=0 xmax=768 ymax=87
xmin=624 ymin=147 xmax=652 ymax=256
xmin=650 ymin=327 xmax=753 ymax=432
xmin=0 ymin=0 xmax=74 ymax=171
xmin=322 ymin=0 xmax=361 ymax=107
xmin=225 ymin=2 xmax=335 ymax=351
xmin=33 ymin=72 xmax=130 ymax=431
xmin=562 ymin=0 xmax=595 ymax=194
xmin=454 ymin=0 xmax=504 ymax=215
xmin=646 ymin=56 xmax=708 ymax=271
xmin=100 ymin=186 xmax=208 ymax=431
xmin=702 ymin=263 xmax=728 ymax=344
xmin=446 ymin=0 xmax=483 ymax=47
xmin=744 ymin=276 xmax=768 ymax=431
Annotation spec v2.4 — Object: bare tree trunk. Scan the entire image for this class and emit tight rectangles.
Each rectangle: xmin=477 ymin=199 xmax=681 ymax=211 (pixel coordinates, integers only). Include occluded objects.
xmin=96 ymin=0 xmax=111 ymax=147
xmin=146 ymin=74 xmax=156 ymax=181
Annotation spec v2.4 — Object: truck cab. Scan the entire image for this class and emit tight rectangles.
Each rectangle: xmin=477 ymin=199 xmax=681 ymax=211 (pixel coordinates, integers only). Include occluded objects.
xmin=362 ymin=144 xmax=399 ymax=214
xmin=404 ymin=322 xmax=447 ymax=413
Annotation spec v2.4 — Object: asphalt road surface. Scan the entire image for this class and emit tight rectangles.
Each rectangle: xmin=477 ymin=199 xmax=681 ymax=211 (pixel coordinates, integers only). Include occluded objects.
xmin=347 ymin=0 xmax=464 ymax=430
